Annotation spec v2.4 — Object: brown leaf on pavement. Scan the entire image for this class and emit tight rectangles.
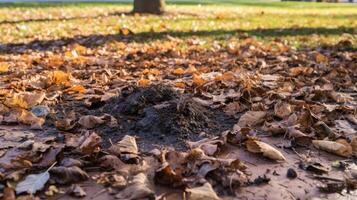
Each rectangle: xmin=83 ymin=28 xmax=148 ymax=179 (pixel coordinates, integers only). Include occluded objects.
xmin=246 ymin=139 xmax=286 ymax=161
xmin=115 ymin=173 xmax=155 ymax=200
xmin=312 ymin=139 xmax=352 ymax=157
xmin=185 ymin=182 xmax=220 ymax=200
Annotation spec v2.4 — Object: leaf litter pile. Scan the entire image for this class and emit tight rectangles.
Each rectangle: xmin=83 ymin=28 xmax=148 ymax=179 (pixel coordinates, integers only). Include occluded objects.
xmin=0 ymin=33 xmax=357 ymax=200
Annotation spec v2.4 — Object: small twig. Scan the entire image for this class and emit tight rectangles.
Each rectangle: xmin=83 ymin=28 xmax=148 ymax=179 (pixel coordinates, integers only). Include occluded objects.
xmin=308 ymin=175 xmax=344 ymax=182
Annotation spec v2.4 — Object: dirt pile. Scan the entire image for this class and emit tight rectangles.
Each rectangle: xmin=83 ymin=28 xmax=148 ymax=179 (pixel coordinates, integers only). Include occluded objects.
xmin=103 ymin=85 xmax=217 ymax=149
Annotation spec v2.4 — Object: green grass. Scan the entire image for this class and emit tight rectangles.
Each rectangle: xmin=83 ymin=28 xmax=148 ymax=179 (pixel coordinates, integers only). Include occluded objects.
xmin=0 ymin=0 xmax=356 ymax=49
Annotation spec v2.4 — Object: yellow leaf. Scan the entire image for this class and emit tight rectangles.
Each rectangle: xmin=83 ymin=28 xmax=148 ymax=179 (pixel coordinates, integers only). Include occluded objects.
xmin=51 ymin=71 xmax=71 ymax=85
xmin=5 ymin=91 xmax=46 ymax=109
xmin=138 ymin=79 xmax=151 ymax=87
xmin=172 ymin=68 xmax=185 ymax=75
xmin=0 ymin=62 xmax=9 ymax=72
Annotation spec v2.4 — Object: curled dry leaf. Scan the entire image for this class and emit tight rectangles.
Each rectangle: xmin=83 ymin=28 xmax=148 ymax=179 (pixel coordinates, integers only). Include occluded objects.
xmin=79 ymin=132 xmax=102 ymax=155
xmin=50 ymin=166 xmax=89 ymax=185
xmin=237 ymin=111 xmax=266 ymax=127
xmin=108 ymin=135 xmax=139 ymax=163
xmin=99 ymin=155 xmax=130 ymax=176
xmin=78 ymin=115 xmax=105 ymax=129
xmin=187 ymin=137 xmax=225 ymax=156
xmin=246 ymin=139 xmax=286 ymax=161
xmin=18 ymin=110 xmax=45 ymax=129
xmin=312 ymin=139 xmax=352 ymax=157
xmin=154 ymin=163 xmax=183 ymax=187
xmin=274 ymin=102 xmax=292 ymax=118
xmin=15 ymin=171 xmax=50 ymax=194
xmin=115 ymin=173 xmax=155 ymax=200
xmin=185 ymin=182 xmax=220 ymax=200
xmin=287 ymin=127 xmax=312 ymax=147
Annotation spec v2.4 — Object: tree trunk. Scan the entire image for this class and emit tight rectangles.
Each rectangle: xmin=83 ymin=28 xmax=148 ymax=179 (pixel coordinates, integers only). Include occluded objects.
xmin=133 ymin=0 xmax=165 ymax=15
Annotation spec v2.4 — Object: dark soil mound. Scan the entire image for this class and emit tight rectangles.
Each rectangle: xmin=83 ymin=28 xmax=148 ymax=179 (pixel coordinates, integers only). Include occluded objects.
xmin=102 ymin=85 xmax=219 ymax=150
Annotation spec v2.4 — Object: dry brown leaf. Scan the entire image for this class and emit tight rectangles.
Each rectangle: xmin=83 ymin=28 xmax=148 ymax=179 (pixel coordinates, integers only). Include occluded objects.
xmin=351 ymin=137 xmax=357 ymax=157
xmin=78 ymin=132 xmax=102 ymax=155
xmin=6 ymin=91 xmax=46 ymax=109
xmin=109 ymin=135 xmax=138 ymax=156
xmin=78 ymin=115 xmax=105 ymax=129
xmin=315 ymin=53 xmax=328 ymax=63
xmin=115 ymin=173 xmax=154 ymax=200
xmin=18 ymin=110 xmax=45 ymax=129
xmin=185 ymin=182 xmax=220 ymax=200
xmin=187 ymin=137 xmax=225 ymax=156
xmin=3 ymin=187 xmax=16 ymax=200
xmin=246 ymin=139 xmax=286 ymax=161
xmin=312 ymin=139 xmax=352 ymax=157
xmin=274 ymin=102 xmax=292 ymax=118
xmin=50 ymin=166 xmax=89 ymax=185
xmin=237 ymin=111 xmax=266 ymax=127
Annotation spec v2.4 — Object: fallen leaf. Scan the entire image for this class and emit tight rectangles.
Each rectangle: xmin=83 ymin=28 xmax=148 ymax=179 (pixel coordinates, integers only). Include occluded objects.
xmin=312 ymin=139 xmax=352 ymax=157
xmin=274 ymin=102 xmax=292 ymax=118
xmin=49 ymin=70 xmax=71 ymax=85
xmin=18 ymin=110 xmax=45 ymax=129
xmin=66 ymin=85 xmax=86 ymax=94
xmin=78 ymin=115 xmax=105 ymax=129
xmin=50 ymin=166 xmax=89 ymax=185
xmin=185 ymin=182 xmax=220 ymax=200
xmin=5 ymin=91 xmax=46 ymax=109
xmin=44 ymin=185 xmax=59 ymax=196
xmin=237 ymin=111 xmax=266 ymax=127
xmin=3 ymin=187 xmax=16 ymax=200
xmin=172 ymin=67 xmax=185 ymax=75
xmin=137 ymin=79 xmax=151 ymax=87
xmin=78 ymin=132 xmax=102 ymax=155
xmin=15 ymin=171 xmax=50 ymax=194
xmin=108 ymin=135 xmax=138 ymax=156
xmin=115 ymin=173 xmax=155 ymax=200
xmin=246 ymin=139 xmax=286 ymax=161
xmin=0 ymin=62 xmax=9 ymax=73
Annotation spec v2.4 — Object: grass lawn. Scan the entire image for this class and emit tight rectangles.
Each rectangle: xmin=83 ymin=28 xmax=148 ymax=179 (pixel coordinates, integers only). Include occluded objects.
xmin=0 ymin=0 xmax=356 ymax=48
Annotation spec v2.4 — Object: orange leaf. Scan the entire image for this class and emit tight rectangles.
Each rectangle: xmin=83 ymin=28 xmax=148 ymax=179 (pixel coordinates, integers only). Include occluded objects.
xmin=67 ymin=85 xmax=86 ymax=94
xmin=315 ymin=53 xmax=328 ymax=63
xmin=0 ymin=62 xmax=9 ymax=72
xmin=138 ymin=79 xmax=151 ymax=87
xmin=51 ymin=70 xmax=71 ymax=85
xmin=193 ymin=75 xmax=206 ymax=86
xmin=172 ymin=68 xmax=185 ymax=75
xmin=174 ymin=82 xmax=185 ymax=88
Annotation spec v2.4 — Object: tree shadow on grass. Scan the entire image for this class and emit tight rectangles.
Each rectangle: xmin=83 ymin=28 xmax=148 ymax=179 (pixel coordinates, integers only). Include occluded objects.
xmin=0 ymin=27 xmax=355 ymax=54
xmin=0 ymin=11 xmax=131 ymax=25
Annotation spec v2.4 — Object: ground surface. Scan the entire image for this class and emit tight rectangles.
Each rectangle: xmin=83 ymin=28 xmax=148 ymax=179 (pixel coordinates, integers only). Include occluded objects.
xmin=0 ymin=1 xmax=357 ymax=200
